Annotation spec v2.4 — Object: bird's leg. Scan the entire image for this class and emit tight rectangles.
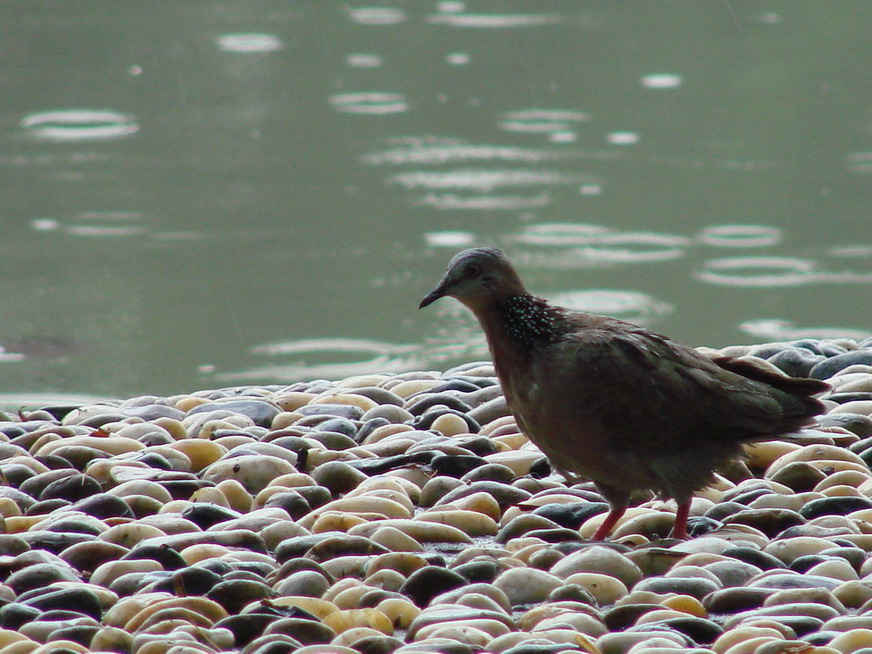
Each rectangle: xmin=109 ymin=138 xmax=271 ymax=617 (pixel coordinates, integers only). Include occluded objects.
xmin=669 ymin=499 xmax=691 ymax=539
xmin=591 ymin=506 xmax=626 ymax=541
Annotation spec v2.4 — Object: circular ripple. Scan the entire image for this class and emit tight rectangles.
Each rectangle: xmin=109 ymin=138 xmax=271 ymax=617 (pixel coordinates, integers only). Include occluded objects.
xmin=697 ymin=225 xmax=782 ymax=248
xmin=22 ymin=109 xmax=139 ymax=140
xmin=695 ymin=256 xmax=818 ymax=287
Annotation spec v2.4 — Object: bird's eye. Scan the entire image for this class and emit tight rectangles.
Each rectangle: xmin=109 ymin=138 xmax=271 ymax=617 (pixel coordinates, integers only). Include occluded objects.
xmin=465 ymin=264 xmax=480 ymax=278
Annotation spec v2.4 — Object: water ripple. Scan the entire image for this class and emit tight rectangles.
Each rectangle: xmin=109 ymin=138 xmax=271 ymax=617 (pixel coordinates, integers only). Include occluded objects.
xmin=329 ymin=92 xmax=408 ymax=115
xmin=364 ymin=139 xmax=570 ymax=165
xmin=548 ymin=290 xmax=673 ymax=326
xmin=427 ymin=13 xmax=563 ymax=28
xmin=22 ymin=109 xmax=139 ymax=141
xmin=696 ymin=256 xmax=872 ymax=287
xmin=390 ymin=169 xmax=586 ymax=192
xmin=513 ymin=223 xmax=689 ymax=264
xmin=348 ymin=7 xmax=407 ymax=25
xmin=418 ymin=193 xmax=551 ymax=210
xmin=217 ymin=338 xmax=423 ymax=382
xmin=696 ymin=224 xmax=782 ymax=248
xmin=499 ymin=109 xmax=589 ymax=134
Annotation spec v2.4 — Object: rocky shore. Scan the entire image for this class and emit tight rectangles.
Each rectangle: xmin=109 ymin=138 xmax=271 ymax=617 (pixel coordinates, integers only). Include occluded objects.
xmin=1 ymin=338 xmax=872 ymax=654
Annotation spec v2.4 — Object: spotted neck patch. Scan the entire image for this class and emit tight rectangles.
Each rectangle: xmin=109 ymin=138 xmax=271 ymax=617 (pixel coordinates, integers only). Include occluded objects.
xmin=496 ymin=294 xmax=565 ymax=347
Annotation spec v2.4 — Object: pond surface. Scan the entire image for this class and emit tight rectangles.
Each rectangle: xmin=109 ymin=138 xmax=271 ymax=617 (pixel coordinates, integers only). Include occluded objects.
xmin=1 ymin=1 xmax=871 ymax=402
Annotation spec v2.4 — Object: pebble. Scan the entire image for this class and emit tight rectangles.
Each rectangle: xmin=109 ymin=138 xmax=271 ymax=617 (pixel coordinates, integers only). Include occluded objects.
xmin=0 ymin=339 xmax=869 ymax=652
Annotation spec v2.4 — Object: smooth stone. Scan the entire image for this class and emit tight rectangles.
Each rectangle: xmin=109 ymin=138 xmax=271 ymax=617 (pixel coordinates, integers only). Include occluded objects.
xmin=214 ymin=612 xmax=280 ymax=648
xmin=5 ymin=562 xmax=80 ymax=594
xmin=19 ymin=587 xmax=103 ymax=619
xmin=20 ymin=530 xmax=98 ymax=554
xmin=549 ymin=545 xmax=643 ymax=588
xmin=70 ymin=493 xmax=134 ymax=519
xmin=799 ymin=495 xmax=872 ymax=518
xmin=722 ymin=508 xmax=806 ymax=537
xmin=492 ymin=567 xmax=564 ymax=606
xmin=810 ymin=351 xmax=872 ymax=379
xmin=400 ymin=566 xmax=468 ymax=607
xmin=296 ymin=403 xmax=365 ymax=421
xmin=632 ymin=576 xmax=721 ymax=599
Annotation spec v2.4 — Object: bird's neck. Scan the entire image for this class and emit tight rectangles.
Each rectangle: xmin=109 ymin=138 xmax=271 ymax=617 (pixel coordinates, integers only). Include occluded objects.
xmin=480 ymin=294 xmax=565 ymax=351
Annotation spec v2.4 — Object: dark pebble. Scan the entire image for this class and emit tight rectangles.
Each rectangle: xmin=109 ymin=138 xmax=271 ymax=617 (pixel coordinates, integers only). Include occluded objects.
xmin=430 ymin=453 xmax=487 ymax=477
xmin=722 ymin=546 xmax=787 ymax=570
xmin=71 ymin=492 xmax=134 ymax=519
xmin=603 ymin=604 xmax=661 ymax=630
xmin=0 ymin=535 xmax=30 ymax=556
xmin=354 ymin=635 xmax=405 ymax=654
xmin=0 ymin=602 xmax=42 ymax=629
xmin=405 ymin=394 xmax=473 ymax=416
xmin=304 ymin=535 xmax=389 ymax=562
xmin=262 ymin=616 xmax=336 ymax=645
xmin=769 ymin=460 xmax=828 ymax=492
xmin=531 ymin=502 xmax=610 ymax=529
xmin=644 ymin=616 xmax=723 ymax=644
xmin=0 ymin=463 xmax=36 ymax=486
xmin=747 ymin=572 xmax=842 ymax=590
xmin=436 ymin=480 xmax=532 ymax=510
xmin=189 ymin=399 xmax=281 ymax=426
xmin=182 ymin=502 xmax=243 ymax=529
xmin=25 ymin=498 xmax=72 ymax=515
xmin=242 ymin=635 xmax=303 ymax=654
xmin=20 ymin=531 xmax=98 ymax=554
xmin=261 ymin=492 xmax=311 ymax=521
xmin=19 ymin=587 xmax=103 ymax=619
xmin=51 ymin=624 xmax=101 ymax=647
xmin=399 ymin=565 xmax=468 ymax=607
xmin=799 ymin=495 xmax=872 ymax=518
xmin=214 ymin=612 xmax=280 ymax=647
xmin=48 ymin=446 xmax=109 ymax=470
xmin=452 ymin=559 xmax=500 ymax=584
xmin=6 ymin=562 xmax=80 ymax=594
xmin=810 ymin=350 xmax=872 ymax=379
xmin=207 ymin=579 xmax=276 ymax=614
xmin=723 ymin=508 xmax=806 ymax=537
xmin=149 ymin=566 xmax=223 ymax=596
xmin=18 ymin=469 xmax=78 ymax=501
xmin=767 ymin=348 xmax=825 ymax=377
xmin=703 ymin=586 xmax=774 ymax=612
xmin=60 ymin=540 xmax=130 ymax=574
xmin=495 ymin=514 xmax=562 ymax=543
xmin=833 ymin=414 xmax=872 ymax=439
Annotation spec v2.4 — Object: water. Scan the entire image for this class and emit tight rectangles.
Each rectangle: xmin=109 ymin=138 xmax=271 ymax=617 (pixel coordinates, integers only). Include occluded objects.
xmin=1 ymin=1 xmax=870 ymax=402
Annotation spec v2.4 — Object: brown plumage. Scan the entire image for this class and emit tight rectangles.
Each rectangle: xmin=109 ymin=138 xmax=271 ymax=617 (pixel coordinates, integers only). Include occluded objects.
xmin=419 ymin=247 xmax=829 ymax=540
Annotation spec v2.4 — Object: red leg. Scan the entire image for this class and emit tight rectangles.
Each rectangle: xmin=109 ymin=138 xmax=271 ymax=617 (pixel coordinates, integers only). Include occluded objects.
xmin=670 ymin=500 xmax=691 ymax=539
xmin=592 ymin=506 xmax=626 ymax=541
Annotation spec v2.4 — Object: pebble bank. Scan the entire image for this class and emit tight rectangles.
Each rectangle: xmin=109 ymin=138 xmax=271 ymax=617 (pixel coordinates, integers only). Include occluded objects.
xmin=2 ymin=338 xmax=872 ymax=654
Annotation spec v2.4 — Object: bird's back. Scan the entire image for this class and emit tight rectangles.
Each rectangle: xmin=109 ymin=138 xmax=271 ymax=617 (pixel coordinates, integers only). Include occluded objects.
xmin=491 ymin=309 xmax=828 ymax=498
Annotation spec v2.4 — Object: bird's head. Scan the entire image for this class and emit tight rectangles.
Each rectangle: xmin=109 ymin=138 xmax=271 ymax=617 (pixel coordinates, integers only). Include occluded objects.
xmin=419 ymin=247 xmax=526 ymax=313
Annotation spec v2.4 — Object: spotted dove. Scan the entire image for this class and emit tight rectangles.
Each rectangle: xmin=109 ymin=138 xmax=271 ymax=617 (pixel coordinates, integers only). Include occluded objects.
xmin=419 ymin=247 xmax=829 ymax=540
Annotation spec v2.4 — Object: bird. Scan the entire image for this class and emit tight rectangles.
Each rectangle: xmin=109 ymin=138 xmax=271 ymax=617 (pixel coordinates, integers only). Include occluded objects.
xmin=419 ymin=247 xmax=829 ymax=540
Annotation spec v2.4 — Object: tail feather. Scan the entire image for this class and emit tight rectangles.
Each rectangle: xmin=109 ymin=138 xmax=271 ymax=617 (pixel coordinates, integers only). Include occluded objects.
xmin=714 ymin=356 xmax=829 ymax=428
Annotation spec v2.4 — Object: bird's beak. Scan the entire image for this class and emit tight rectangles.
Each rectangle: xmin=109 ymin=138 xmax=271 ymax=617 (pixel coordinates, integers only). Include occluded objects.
xmin=419 ymin=278 xmax=452 ymax=309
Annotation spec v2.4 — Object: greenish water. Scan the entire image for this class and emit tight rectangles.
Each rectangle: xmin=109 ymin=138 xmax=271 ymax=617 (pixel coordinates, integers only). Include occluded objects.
xmin=1 ymin=1 xmax=871 ymax=402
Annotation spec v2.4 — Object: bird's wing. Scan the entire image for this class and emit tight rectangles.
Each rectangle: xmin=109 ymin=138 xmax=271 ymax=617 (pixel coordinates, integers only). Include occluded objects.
xmin=532 ymin=321 xmax=822 ymax=455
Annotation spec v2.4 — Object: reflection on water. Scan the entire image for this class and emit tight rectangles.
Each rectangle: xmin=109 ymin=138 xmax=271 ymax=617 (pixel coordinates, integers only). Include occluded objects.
xmin=215 ymin=337 xmax=424 ymax=383
xmin=498 ymin=109 xmax=589 ymax=135
xmin=364 ymin=138 xmax=569 ymax=165
xmin=424 ymin=231 xmax=476 ymax=248
xmin=216 ymin=33 xmax=283 ymax=53
xmin=740 ymin=319 xmax=872 ymax=342
xmin=329 ymin=92 xmax=408 ymax=115
xmin=22 ymin=109 xmax=139 ymax=141
xmin=640 ymin=73 xmax=684 ymax=89
xmin=426 ymin=12 xmax=563 ymax=28
xmin=347 ymin=7 xmax=407 ymax=25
